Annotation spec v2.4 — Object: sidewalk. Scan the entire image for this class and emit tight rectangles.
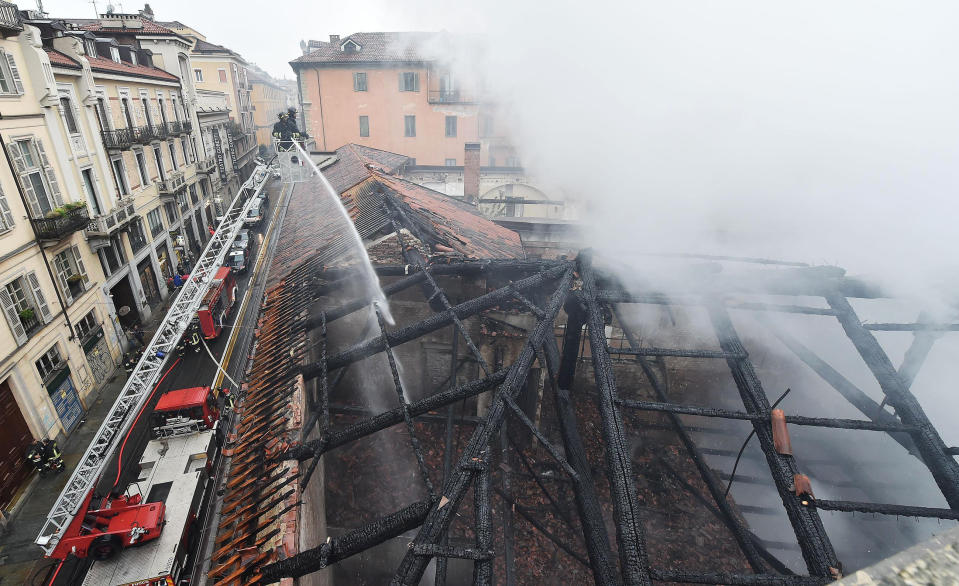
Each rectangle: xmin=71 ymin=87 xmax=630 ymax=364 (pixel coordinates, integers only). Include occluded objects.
xmin=0 ymin=295 xmax=174 ymax=585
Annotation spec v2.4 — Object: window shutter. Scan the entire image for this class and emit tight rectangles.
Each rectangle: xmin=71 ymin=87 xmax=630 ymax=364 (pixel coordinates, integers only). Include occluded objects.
xmin=34 ymin=141 xmax=63 ymax=207
xmin=26 ymin=271 xmax=53 ymax=323
xmin=7 ymin=143 xmax=41 ymax=217
xmin=399 ymin=72 xmax=404 ymax=91
xmin=72 ymin=245 xmax=89 ymax=285
xmin=53 ymin=254 xmax=72 ymax=304
xmin=0 ymin=285 xmax=27 ymax=345
xmin=413 ymin=73 xmax=420 ymax=92
xmin=4 ymin=52 xmax=23 ymax=94
xmin=0 ymin=184 xmax=14 ymax=229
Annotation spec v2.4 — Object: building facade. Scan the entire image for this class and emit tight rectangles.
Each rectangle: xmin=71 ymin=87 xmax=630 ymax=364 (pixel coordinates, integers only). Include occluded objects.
xmin=291 ymin=32 xmax=518 ymax=166
xmin=248 ymin=66 xmax=293 ymax=148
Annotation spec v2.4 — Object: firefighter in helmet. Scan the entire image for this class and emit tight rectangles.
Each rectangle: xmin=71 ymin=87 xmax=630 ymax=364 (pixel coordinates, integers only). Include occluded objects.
xmin=285 ymin=107 xmax=308 ymax=140
xmin=272 ymin=112 xmax=292 ymax=151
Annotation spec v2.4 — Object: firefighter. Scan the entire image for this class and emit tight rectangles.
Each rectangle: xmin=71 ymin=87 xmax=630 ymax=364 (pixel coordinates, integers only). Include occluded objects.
xmin=272 ymin=112 xmax=292 ymax=151
xmin=26 ymin=441 xmax=46 ymax=476
xmin=41 ymin=439 xmax=64 ymax=473
xmin=188 ymin=321 xmax=201 ymax=353
xmin=222 ymin=387 xmax=235 ymax=411
xmin=286 ymin=107 xmax=309 ymax=140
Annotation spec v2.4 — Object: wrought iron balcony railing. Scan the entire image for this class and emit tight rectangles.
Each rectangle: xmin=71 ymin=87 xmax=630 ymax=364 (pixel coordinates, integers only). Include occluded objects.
xmin=152 ymin=123 xmax=169 ymax=140
xmin=85 ymin=197 xmax=137 ymax=235
xmin=428 ymin=90 xmax=474 ymax=104
xmin=197 ymin=156 xmax=216 ymax=174
xmin=157 ymin=171 xmax=186 ymax=197
xmin=0 ymin=1 xmax=22 ymax=34
xmin=101 ymin=128 xmax=135 ymax=150
xmin=32 ymin=206 xmax=90 ymax=241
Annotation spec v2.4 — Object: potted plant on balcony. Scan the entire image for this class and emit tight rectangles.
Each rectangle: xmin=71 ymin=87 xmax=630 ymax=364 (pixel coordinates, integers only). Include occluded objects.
xmin=67 ymin=273 xmax=85 ymax=296
xmin=18 ymin=307 xmax=35 ymax=323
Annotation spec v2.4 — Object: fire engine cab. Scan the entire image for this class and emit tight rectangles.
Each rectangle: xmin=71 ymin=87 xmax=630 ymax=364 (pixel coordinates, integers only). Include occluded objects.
xmin=196 ymin=267 xmax=237 ymax=340
xmin=80 ymin=387 xmax=223 ymax=585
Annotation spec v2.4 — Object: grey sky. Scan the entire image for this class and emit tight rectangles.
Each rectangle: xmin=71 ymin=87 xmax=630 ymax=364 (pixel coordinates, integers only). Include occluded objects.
xmin=35 ymin=0 xmax=481 ymax=78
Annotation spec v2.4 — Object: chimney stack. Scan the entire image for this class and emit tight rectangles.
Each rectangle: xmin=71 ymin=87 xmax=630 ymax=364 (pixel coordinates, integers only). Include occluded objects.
xmin=464 ymin=143 xmax=480 ymax=203
xmin=330 ymin=34 xmax=340 ymax=46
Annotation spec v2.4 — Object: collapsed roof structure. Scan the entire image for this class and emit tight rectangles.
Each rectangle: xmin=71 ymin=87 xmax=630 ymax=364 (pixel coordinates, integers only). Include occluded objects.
xmin=206 ymin=145 xmax=959 ymax=585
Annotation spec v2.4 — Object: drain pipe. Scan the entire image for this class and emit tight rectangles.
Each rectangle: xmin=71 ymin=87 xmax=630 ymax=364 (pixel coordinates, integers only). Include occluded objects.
xmin=0 ymin=133 xmax=78 ymax=342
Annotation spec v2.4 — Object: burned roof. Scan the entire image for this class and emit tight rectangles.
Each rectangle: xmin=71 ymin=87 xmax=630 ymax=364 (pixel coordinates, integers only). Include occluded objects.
xmin=321 ymin=143 xmax=411 ymax=193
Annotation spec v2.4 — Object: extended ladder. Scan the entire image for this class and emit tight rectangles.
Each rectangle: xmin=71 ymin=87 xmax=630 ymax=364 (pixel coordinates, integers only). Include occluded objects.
xmin=36 ymin=164 xmax=272 ymax=555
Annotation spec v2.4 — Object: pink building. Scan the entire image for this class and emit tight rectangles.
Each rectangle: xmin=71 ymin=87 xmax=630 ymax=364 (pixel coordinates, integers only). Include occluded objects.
xmin=290 ymin=33 xmax=517 ymax=167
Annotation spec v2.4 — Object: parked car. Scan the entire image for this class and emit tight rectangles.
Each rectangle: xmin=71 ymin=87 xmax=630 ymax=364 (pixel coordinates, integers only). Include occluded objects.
xmin=226 ymin=248 xmax=248 ymax=274
xmin=244 ymin=200 xmax=264 ymax=226
xmin=233 ymin=229 xmax=252 ymax=254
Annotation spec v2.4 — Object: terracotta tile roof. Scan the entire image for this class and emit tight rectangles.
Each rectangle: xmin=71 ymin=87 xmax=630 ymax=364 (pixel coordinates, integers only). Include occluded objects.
xmin=73 ymin=18 xmax=179 ymax=35
xmin=192 ymin=37 xmax=242 ymax=59
xmin=322 ymin=143 xmax=410 ymax=193
xmin=86 ymin=55 xmax=179 ymax=82
xmin=291 ymin=31 xmax=446 ymax=65
xmin=372 ymin=171 xmax=525 ymax=260
xmin=45 ymin=48 xmax=81 ymax=69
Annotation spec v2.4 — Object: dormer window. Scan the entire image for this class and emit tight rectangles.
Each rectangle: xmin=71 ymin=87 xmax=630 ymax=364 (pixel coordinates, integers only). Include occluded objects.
xmin=85 ymin=40 xmax=97 ymax=58
xmin=110 ymin=47 xmax=120 ymax=63
xmin=130 ymin=51 xmax=138 ymax=66
xmin=341 ymin=39 xmax=361 ymax=53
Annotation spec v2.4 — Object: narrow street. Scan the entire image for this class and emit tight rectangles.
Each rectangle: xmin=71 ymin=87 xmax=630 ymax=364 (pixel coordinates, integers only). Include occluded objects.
xmin=0 ymin=177 xmax=291 ymax=586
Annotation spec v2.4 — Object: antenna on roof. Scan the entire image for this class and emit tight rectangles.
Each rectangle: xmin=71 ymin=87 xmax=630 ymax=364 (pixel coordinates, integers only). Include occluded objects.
xmin=90 ymin=0 xmax=99 ymax=18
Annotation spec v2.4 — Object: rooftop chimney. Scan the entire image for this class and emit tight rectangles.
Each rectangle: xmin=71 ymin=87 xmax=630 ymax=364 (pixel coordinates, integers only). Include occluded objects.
xmin=464 ymin=142 xmax=480 ymax=204
xmin=330 ymin=34 xmax=340 ymax=46
xmin=139 ymin=3 xmax=154 ymax=19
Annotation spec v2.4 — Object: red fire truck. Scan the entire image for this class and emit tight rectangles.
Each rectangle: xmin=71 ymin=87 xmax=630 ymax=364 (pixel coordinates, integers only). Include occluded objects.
xmin=79 ymin=387 xmax=223 ymax=585
xmin=196 ymin=267 xmax=238 ymax=340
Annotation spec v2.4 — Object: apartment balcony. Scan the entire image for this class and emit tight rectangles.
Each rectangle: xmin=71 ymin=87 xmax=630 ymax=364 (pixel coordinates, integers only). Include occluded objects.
xmin=0 ymin=1 xmax=23 ymax=34
xmin=167 ymin=120 xmax=195 ymax=136
xmin=158 ymin=171 xmax=186 ymax=199
xmin=428 ymin=90 xmax=475 ymax=104
xmin=85 ymin=197 xmax=137 ymax=236
xmin=152 ymin=123 xmax=169 ymax=140
xmin=32 ymin=205 xmax=90 ymax=241
xmin=197 ymin=156 xmax=216 ymax=174
xmin=101 ymin=128 xmax=136 ymax=150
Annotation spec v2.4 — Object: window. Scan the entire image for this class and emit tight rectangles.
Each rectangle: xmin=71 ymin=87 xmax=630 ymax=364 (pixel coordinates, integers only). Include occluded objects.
xmin=172 ymin=96 xmax=181 ymax=122
xmin=94 ymin=97 xmax=111 ymax=131
xmin=53 ymin=245 xmax=89 ymax=302
xmin=218 ymin=69 xmax=227 ymax=83
xmin=129 ymin=50 xmax=138 ymax=66
xmin=169 ymin=142 xmax=179 ymax=170
xmin=164 ymin=201 xmax=178 ymax=225
xmin=489 ymin=155 xmax=496 ymax=167
xmin=153 ymin=145 xmax=165 ymax=181
xmin=141 ymin=97 xmax=153 ymax=126
xmin=1 ymin=272 xmax=51 ymax=343
xmin=75 ymin=310 xmax=98 ymax=342
xmin=9 ymin=138 xmax=61 ymax=218
xmin=84 ymin=40 xmax=97 ymax=58
xmin=399 ymin=72 xmax=419 ymax=92
xmin=36 ymin=344 xmax=64 ymax=383
xmin=181 ymin=137 xmax=191 ymax=164
xmin=60 ymin=97 xmax=79 ymax=134
xmin=147 ymin=208 xmax=164 ymax=239
xmin=81 ymin=168 xmax=102 ymax=215
xmin=353 ymin=72 xmax=367 ymax=92
xmin=97 ymin=234 xmax=125 ymax=276
xmin=110 ymin=46 xmax=120 ymax=63
xmin=0 ymin=49 xmax=22 ymax=95
xmin=189 ymin=184 xmax=198 ymax=205
xmin=194 ymin=69 xmax=203 ymax=82
xmin=158 ymin=97 xmax=168 ymax=124
xmin=404 ymin=115 xmax=416 ymax=137
xmin=111 ymin=156 xmax=130 ymax=196
xmin=506 ymin=156 xmax=522 ymax=167
xmin=479 ymin=114 xmax=494 ymax=138
xmin=134 ymin=149 xmax=150 ymax=186
xmin=445 ymin=158 xmax=457 ymax=167
xmin=121 ymin=97 xmax=136 ymax=128
xmin=359 ymin=115 xmax=369 ymax=137
xmin=0 ymin=183 xmax=15 ymax=231
xmin=445 ymin=116 xmax=457 ymax=138
xmin=128 ymin=217 xmax=148 ymax=252
xmin=190 ymin=137 xmax=198 ymax=162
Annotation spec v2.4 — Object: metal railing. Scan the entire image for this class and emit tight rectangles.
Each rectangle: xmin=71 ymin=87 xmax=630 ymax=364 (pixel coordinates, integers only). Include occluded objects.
xmin=31 ymin=206 xmax=90 ymax=240
xmin=428 ymin=90 xmax=474 ymax=104
xmin=167 ymin=120 xmax=194 ymax=136
xmin=86 ymin=198 xmax=136 ymax=235
xmin=157 ymin=171 xmax=186 ymax=196
xmin=0 ymin=1 xmax=23 ymax=33
xmin=197 ymin=157 xmax=216 ymax=174
xmin=152 ymin=123 xmax=169 ymax=140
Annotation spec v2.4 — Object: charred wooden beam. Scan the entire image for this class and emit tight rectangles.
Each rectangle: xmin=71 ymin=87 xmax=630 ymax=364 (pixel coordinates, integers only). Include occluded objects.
xmin=616 ymin=399 xmax=914 ymax=432
xmin=580 ymin=252 xmax=651 ymax=586
xmin=258 ymin=499 xmax=432 ymax=581
xmin=827 ymin=294 xmax=959 ymax=508
xmin=755 ymin=312 xmax=920 ymax=457
xmin=302 ymin=263 xmax=571 ymax=377
xmin=435 ymin=329 xmax=459 ymax=586
xmin=649 ymin=569 xmax=827 ymax=585
xmin=391 ymin=268 xmax=574 ymax=585
xmin=864 ymin=323 xmax=959 ymax=331
xmin=612 ymin=308 xmax=769 ymax=574
xmin=706 ymin=301 xmax=839 ymax=577
xmin=473 ymin=452 xmax=493 ymax=585
xmin=814 ymin=499 xmax=959 ymax=520
xmin=609 ymin=347 xmax=746 ymax=359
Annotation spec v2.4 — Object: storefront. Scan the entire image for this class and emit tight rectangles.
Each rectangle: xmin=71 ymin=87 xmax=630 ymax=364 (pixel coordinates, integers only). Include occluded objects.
xmin=156 ymin=242 xmax=174 ymax=280
xmin=137 ymin=257 xmax=161 ymax=308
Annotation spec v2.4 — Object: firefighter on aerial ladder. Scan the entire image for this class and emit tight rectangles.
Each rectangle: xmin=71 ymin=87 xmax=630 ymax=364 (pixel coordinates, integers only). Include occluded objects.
xmin=273 ymin=112 xmax=292 ymax=151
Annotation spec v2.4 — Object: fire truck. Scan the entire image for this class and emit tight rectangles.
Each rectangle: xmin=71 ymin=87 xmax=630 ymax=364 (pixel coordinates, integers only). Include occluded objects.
xmin=196 ymin=267 xmax=238 ymax=340
xmin=81 ymin=387 xmax=222 ymax=586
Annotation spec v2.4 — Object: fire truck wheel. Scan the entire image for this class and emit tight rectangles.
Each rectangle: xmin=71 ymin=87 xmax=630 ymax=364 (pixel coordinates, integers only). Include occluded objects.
xmin=89 ymin=535 xmax=121 ymax=560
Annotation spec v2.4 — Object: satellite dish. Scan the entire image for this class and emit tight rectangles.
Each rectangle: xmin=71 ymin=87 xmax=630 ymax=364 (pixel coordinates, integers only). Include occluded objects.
xmin=118 ymin=305 xmax=131 ymax=316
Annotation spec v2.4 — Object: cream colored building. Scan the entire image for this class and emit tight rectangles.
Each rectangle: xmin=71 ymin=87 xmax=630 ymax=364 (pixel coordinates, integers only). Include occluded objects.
xmin=249 ymin=66 xmax=293 ymax=148
xmin=0 ymin=12 xmax=125 ymax=510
